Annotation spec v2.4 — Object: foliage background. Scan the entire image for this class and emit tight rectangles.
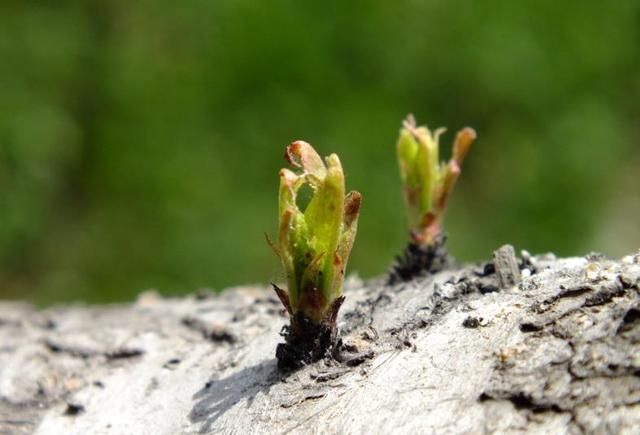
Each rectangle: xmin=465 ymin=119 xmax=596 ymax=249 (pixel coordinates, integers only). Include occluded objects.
xmin=1 ymin=1 xmax=639 ymax=304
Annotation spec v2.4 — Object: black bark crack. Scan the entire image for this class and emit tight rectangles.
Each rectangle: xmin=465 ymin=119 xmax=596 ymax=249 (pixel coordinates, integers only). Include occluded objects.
xmin=389 ymin=234 xmax=451 ymax=283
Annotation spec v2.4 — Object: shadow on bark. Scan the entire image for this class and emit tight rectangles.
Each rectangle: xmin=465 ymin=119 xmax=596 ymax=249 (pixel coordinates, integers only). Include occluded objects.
xmin=188 ymin=359 xmax=281 ymax=433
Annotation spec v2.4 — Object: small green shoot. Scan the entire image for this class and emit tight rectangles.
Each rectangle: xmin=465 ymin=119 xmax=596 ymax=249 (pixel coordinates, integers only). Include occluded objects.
xmin=269 ymin=141 xmax=361 ymax=368
xmin=396 ymin=114 xmax=476 ymax=246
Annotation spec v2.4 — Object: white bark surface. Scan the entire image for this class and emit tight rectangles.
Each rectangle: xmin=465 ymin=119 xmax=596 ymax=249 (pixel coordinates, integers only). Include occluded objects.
xmin=1 ymin=251 xmax=639 ymax=434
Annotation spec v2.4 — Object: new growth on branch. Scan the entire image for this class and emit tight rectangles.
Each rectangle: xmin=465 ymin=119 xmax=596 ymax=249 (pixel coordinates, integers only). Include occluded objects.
xmin=397 ymin=114 xmax=476 ymax=246
xmin=269 ymin=141 xmax=361 ymax=369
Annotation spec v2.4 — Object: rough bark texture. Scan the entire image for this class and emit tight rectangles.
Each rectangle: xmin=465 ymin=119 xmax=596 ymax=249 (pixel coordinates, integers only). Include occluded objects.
xmin=1 ymin=251 xmax=639 ymax=434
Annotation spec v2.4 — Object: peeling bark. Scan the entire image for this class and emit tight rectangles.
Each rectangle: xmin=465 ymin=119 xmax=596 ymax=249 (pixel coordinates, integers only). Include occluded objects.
xmin=1 ymin=251 xmax=639 ymax=434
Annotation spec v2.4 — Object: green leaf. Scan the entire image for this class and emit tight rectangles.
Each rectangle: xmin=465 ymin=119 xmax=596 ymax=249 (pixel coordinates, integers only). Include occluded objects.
xmin=285 ymin=140 xmax=326 ymax=181
xmin=304 ymin=155 xmax=345 ymax=299
xmin=332 ymin=190 xmax=361 ymax=297
xmin=397 ymin=129 xmax=419 ymax=187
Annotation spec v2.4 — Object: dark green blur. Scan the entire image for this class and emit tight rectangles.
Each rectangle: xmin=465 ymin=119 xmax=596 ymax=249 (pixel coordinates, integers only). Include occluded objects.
xmin=1 ymin=1 xmax=639 ymax=304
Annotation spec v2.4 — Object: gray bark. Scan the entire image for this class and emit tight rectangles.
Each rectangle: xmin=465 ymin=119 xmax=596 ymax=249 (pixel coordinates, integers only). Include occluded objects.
xmin=1 ymin=251 xmax=639 ymax=434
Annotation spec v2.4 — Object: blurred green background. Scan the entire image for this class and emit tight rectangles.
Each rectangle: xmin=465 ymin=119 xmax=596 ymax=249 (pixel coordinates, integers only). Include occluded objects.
xmin=1 ymin=1 xmax=639 ymax=305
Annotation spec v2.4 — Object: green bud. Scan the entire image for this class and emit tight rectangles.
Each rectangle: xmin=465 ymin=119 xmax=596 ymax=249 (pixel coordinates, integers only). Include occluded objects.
xmin=272 ymin=141 xmax=361 ymax=325
xmin=396 ymin=115 xmax=476 ymax=245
